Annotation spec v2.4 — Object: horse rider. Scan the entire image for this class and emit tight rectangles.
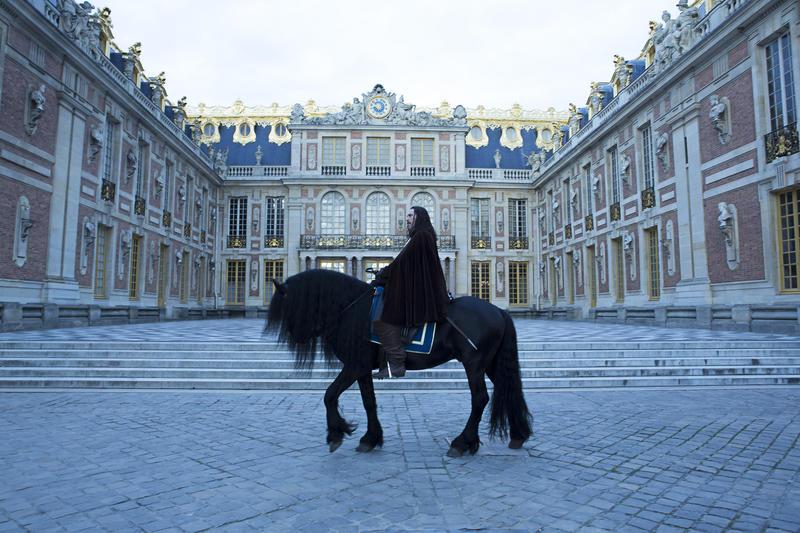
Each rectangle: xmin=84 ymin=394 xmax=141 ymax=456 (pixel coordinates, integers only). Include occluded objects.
xmin=372 ymin=206 xmax=449 ymax=379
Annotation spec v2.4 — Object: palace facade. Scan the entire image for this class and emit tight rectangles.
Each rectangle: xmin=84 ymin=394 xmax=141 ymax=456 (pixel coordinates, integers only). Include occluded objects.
xmin=0 ymin=0 xmax=798 ymax=332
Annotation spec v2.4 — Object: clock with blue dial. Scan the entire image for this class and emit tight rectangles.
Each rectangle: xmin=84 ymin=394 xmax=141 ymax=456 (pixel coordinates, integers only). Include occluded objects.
xmin=367 ymin=96 xmax=392 ymax=119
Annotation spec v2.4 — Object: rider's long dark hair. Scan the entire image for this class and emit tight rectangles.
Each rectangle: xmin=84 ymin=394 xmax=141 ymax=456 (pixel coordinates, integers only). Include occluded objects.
xmin=409 ymin=206 xmax=437 ymax=241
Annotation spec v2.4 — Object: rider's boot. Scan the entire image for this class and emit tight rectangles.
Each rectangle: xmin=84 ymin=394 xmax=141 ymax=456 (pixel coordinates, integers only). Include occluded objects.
xmin=372 ymin=321 xmax=406 ymax=379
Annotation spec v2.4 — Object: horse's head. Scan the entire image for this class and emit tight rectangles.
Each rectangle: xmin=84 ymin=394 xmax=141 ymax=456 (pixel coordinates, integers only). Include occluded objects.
xmin=266 ymin=274 xmax=325 ymax=352
xmin=266 ymin=279 xmax=287 ymax=333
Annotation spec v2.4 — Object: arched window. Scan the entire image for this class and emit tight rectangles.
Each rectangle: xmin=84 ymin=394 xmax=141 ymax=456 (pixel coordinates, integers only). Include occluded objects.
xmin=320 ymin=191 xmax=345 ymax=234
xmin=411 ymin=192 xmax=435 ymax=227
xmin=366 ymin=192 xmax=391 ymax=235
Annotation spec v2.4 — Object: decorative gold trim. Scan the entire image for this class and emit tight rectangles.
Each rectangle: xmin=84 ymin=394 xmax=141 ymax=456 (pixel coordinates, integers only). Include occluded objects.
xmin=232 ymin=120 xmax=257 ymax=146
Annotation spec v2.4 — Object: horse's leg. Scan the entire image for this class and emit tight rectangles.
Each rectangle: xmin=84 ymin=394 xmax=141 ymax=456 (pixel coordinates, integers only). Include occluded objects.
xmin=324 ymin=369 xmax=358 ymax=453
xmin=355 ymin=373 xmax=384 ymax=452
xmin=447 ymin=356 xmax=489 ymax=457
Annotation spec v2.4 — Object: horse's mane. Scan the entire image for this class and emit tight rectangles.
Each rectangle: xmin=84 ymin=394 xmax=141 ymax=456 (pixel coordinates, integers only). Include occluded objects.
xmin=267 ymin=269 xmax=373 ymax=371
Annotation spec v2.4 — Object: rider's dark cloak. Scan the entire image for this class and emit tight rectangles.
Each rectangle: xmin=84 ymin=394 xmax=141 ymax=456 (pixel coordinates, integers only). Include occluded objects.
xmin=379 ymin=229 xmax=449 ymax=327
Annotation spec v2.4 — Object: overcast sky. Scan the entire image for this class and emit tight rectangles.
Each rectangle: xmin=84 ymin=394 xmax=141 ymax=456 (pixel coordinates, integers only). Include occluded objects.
xmin=99 ymin=0 xmax=677 ymax=111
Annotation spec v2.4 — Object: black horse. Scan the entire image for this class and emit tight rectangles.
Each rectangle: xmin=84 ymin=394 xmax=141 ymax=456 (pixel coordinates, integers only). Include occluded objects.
xmin=267 ymin=269 xmax=532 ymax=457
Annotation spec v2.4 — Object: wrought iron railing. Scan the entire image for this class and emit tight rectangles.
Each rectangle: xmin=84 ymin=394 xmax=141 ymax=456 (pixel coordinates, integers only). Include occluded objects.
xmin=765 ymin=123 xmax=799 ymax=163
xmin=509 ymin=236 xmax=529 ymax=250
xmin=227 ymin=235 xmax=246 ymax=248
xmin=101 ymin=179 xmax=116 ymax=202
xmin=300 ymin=234 xmax=456 ymax=250
xmin=547 ymin=233 xmax=554 ymax=246
xmin=471 ymin=236 xmax=491 ymax=249
xmin=200 ymin=230 xmax=206 ymax=243
xmin=264 ymin=235 xmax=284 ymax=248
xmin=134 ymin=195 xmax=146 ymax=215
xmin=641 ymin=187 xmax=656 ymax=209
xmin=162 ymin=210 xmax=172 ymax=227
xmin=410 ymin=166 xmax=435 ymax=177
xmin=183 ymin=223 xmax=191 ymax=238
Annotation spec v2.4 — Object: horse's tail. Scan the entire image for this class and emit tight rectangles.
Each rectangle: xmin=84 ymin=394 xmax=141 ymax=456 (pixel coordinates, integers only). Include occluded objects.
xmin=489 ymin=311 xmax=533 ymax=443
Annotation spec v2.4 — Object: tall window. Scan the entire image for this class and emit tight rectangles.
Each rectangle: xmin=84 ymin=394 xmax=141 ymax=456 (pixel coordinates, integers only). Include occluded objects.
xmin=509 ymin=198 xmax=527 ymax=239
xmin=646 ymin=227 xmax=660 ymax=300
xmin=179 ymin=251 xmax=189 ymax=303
xmin=641 ymin=124 xmax=655 ymax=190
xmin=197 ymin=256 xmax=205 ymax=304
xmin=613 ymin=238 xmax=625 ymax=303
xmin=322 ymin=137 xmax=346 ymax=165
xmin=102 ymin=119 xmax=118 ymax=183
xmin=135 ymin=142 xmax=148 ymax=198
xmin=608 ymin=146 xmax=620 ymax=206
xmin=411 ymin=192 xmax=435 ymax=226
xmin=264 ymin=260 xmax=285 ymax=304
xmin=265 ymin=196 xmax=285 ymax=239
xmin=164 ymin=161 xmax=173 ymax=212
xmin=200 ymin=188 xmax=208 ymax=231
xmin=185 ymin=177 xmax=194 ymax=225
xmin=563 ymin=179 xmax=572 ymax=225
xmin=411 ymin=138 xmax=434 ymax=166
xmin=319 ymin=259 xmax=346 ymax=273
xmin=93 ymin=225 xmax=109 ymax=298
xmin=546 ymin=190 xmax=554 ymax=233
xmin=471 ymin=261 xmax=491 ymax=301
xmin=226 ymin=260 xmax=246 ymax=304
xmin=366 ymin=192 xmax=391 ymax=235
xmin=320 ymin=191 xmax=346 ymax=234
xmin=228 ymin=197 xmax=248 ymax=240
xmin=470 ymin=198 xmax=490 ymax=242
xmin=778 ymin=189 xmax=800 ymax=291
xmin=508 ymin=261 xmax=528 ymax=306
xmin=367 ymin=137 xmax=390 ymax=166
xmin=766 ymin=33 xmax=796 ymax=131
xmin=129 ymin=235 xmax=142 ymax=299
xmin=583 ymin=163 xmax=593 ymax=215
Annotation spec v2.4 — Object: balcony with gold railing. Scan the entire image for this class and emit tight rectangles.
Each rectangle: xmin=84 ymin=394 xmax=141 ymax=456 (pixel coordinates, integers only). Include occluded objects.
xmin=300 ymin=234 xmax=456 ymax=251
xmin=264 ymin=235 xmax=285 ymax=248
xmin=584 ymin=214 xmax=594 ymax=231
xmin=101 ymin=179 xmax=116 ymax=202
xmin=766 ymin=123 xmax=799 ymax=163
xmin=509 ymin=236 xmax=529 ymax=250
xmin=227 ymin=235 xmax=246 ymax=248
xmin=183 ymin=223 xmax=191 ymax=239
xmin=610 ymin=202 xmax=621 ymax=222
xmin=471 ymin=236 xmax=491 ymax=250
xmin=641 ymin=187 xmax=656 ymax=209
xmin=134 ymin=195 xmax=146 ymax=215
xmin=162 ymin=210 xmax=172 ymax=227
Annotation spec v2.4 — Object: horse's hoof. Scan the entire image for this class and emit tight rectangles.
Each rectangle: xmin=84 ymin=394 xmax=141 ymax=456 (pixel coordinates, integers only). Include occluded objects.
xmin=446 ymin=447 xmax=464 ymax=458
xmin=355 ymin=442 xmax=375 ymax=453
xmin=329 ymin=440 xmax=343 ymax=453
xmin=509 ymin=439 xmax=524 ymax=450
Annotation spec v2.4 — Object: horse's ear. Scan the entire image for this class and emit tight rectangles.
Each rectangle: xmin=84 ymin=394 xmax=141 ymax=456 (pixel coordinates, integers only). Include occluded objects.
xmin=272 ymin=279 xmax=287 ymax=295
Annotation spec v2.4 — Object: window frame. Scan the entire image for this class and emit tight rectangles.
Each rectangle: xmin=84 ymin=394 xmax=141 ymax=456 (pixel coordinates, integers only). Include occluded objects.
xmin=508 ymin=261 xmax=529 ymax=306
xmin=410 ymin=138 xmax=434 ymax=167
xmin=320 ymin=191 xmax=346 ymax=235
xmin=765 ymin=31 xmax=797 ymax=131
xmin=322 ymin=136 xmax=346 ymax=166
xmin=366 ymin=137 xmax=391 ymax=166
xmin=365 ymin=192 xmax=391 ymax=235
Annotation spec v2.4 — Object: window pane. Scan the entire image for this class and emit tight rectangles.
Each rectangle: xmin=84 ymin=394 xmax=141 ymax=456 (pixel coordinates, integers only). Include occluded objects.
xmin=321 ymin=191 xmax=345 ymax=234
xmin=366 ymin=192 xmax=391 ymax=234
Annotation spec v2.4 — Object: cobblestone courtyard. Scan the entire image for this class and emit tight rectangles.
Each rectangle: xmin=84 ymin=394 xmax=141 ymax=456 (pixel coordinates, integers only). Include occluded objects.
xmin=2 ymin=387 xmax=799 ymax=532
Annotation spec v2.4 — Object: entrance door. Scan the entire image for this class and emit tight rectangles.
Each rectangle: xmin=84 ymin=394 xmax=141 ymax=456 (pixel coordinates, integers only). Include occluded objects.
xmin=471 ymin=261 xmax=491 ymax=301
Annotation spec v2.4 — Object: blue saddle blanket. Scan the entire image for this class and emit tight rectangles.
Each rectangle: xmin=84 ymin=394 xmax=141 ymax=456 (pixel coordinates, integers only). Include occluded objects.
xmin=369 ymin=286 xmax=436 ymax=355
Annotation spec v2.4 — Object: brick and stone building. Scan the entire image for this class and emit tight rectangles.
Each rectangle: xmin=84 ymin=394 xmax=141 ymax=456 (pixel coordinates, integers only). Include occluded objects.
xmin=1 ymin=0 xmax=798 ymax=332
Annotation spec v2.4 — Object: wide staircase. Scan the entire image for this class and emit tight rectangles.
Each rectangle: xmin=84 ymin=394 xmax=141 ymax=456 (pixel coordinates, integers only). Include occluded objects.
xmin=1 ymin=337 xmax=800 ymax=390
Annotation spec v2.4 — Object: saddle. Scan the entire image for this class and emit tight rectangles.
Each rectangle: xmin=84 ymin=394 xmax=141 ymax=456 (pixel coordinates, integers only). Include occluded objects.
xmin=368 ymin=287 xmax=436 ymax=355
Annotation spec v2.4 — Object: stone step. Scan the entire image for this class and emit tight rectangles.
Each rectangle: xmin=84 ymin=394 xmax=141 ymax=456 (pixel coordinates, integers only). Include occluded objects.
xmin=2 ymin=340 xmax=800 ymax=351
xmin=3 ymin=356 xmax=800 ymax=369
xmin=2 ymin=365 xmax=799 ymax=380
xmin=2 ymin=347 xmax=800 ymax=359
xmin=0 ymin=374 xmax=798 ymax=390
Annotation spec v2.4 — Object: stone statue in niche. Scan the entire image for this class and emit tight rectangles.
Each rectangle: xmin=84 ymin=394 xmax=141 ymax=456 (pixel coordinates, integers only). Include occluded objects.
xmin=623 ymin=231 xmax=637 ymax=281
xmin=79 ymin=216 xmax=96 ymax=275
xmin=351 ymin=144 xmax=362 ymax=170
xmin=554 ymin=256 xmax=562 ymax=289
xmin=255 ymin=145 xmax=263 ymax=166
xmin=126 ymin=148 xmax=137 ymax=182
xmin=493 ymin=149 xmax=501 ymax=169
xmin=655 ymin=132 xmax=669 ymax=170
xmin=496 ymin=261 xmax=505 ymax=295
xmin=351 ymin=206 xmax=360 ymax=231
xmin=87 ymin=126 xmax=104 ymax=164
xmin=148 ymin=241 xmax=158 ymax=285
xmin=14 ymin=197 xmax=33 ymax=267
xmin=118 ymin=230 xmax=132 ymax=280
xmin=496 ymin=209 xmax=504 ymax=234
xmin=709 ymin=95 xmax=731 ymax=145
xmin=250 ymin=259 xmax=259 ymax=292
xmin=306 ymin=206 xmax=314 ymax=231
xmin=620 ymin=153 xmax=631 ymax=184
xmin=573 ymin=250 xmax=583 ymax=287
xmin=395 ymin=145 xmax=406 ymax=170
xmin=717 ymin=202 xmax=739 ymax=270
xmin=442 ymin=208 xmax=450 ymax=233
xmin=552 ymin=199 xmax=560 ymax=228
xmin=26 ymin=84 xmax=46 ymax=136
xmin=597 ymin=242 xmax=607 ymax=284
xmin=178 ymin=184 xmax=186 ymax=207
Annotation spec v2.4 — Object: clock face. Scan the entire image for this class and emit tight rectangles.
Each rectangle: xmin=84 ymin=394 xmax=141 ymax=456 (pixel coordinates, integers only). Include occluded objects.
xmin=367 ymin=96 xmax=392 ymax=119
